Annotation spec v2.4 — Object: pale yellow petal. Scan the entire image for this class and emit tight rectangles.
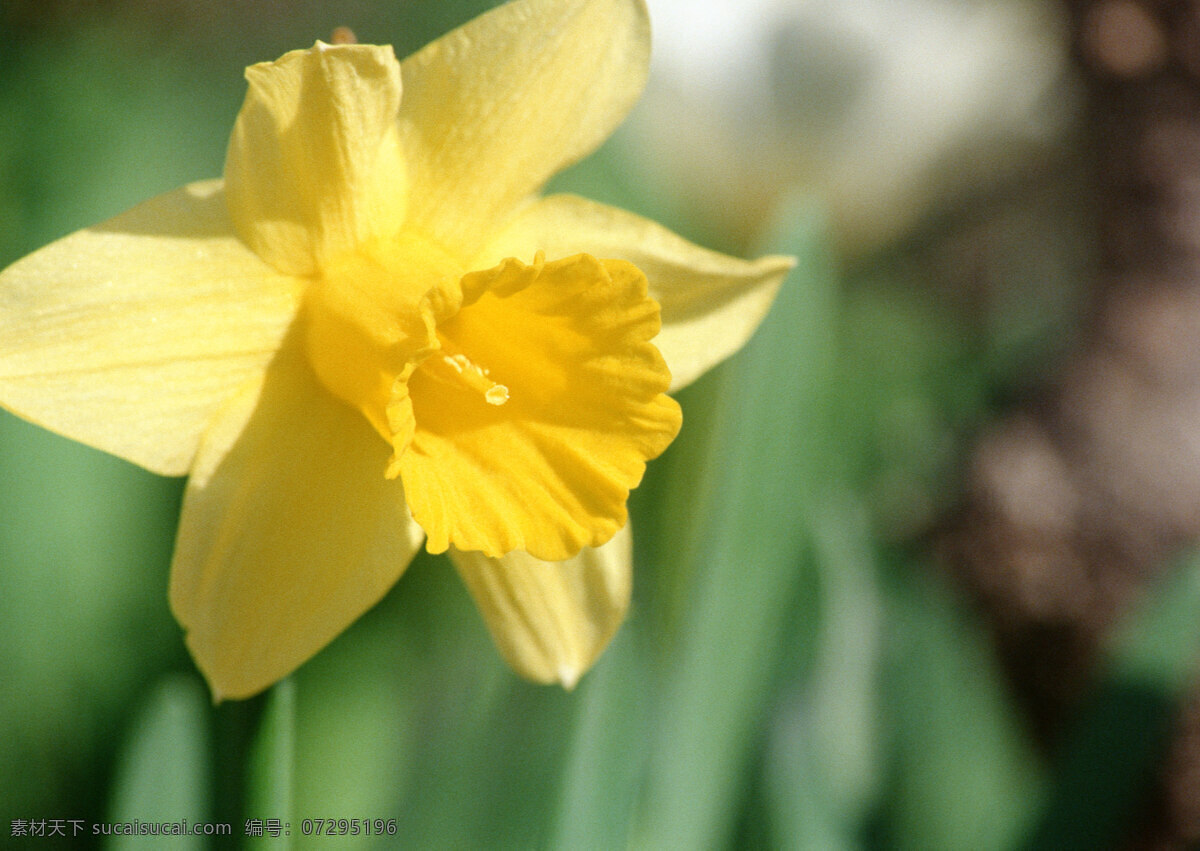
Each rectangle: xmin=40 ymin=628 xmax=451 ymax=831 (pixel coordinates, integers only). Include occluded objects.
xmin=398 ymin=254 xmax=681 ymax=561
xmin=0 ymin=180 xmax=301 ymax=476
xmin=450 ymin=524 xmax=632 ymax=687
xmin=170 ymin=332 xmax=423 ymax=700
xmin=479 ymin=194 xmax=795 ymax=390
xmin=398 ymin=0 xmax=650 ymax=252
xmin=224 ymin=42 xmax=408 ymax=275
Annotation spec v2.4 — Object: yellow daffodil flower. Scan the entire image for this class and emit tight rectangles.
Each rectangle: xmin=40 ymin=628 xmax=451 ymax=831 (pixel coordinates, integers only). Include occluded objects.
xmin=0 ymin=0 xmax=792 ymax=699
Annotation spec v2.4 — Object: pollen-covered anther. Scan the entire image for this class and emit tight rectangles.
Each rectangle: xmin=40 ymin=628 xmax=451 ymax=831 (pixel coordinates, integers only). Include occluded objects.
xmin=434 ymin=350 xmax=510 ymax=406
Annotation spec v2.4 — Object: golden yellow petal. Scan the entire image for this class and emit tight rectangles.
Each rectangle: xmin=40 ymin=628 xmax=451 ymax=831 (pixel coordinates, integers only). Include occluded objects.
xmin=0 ymin=180 xmax=301 ymax=476
xmin=170 ymin=331 xmax=423 ymax=700
xmin=480 ymin=194 xmax=795 ymax=390
xmin=398 ymin=0 xmax=650 ymax=253
xmin=224 ymin=42 xmax=408 ymax=276
xmin=450 ymin=524 xmax=632 ymax=688
xmin=399 ymin=254 xmax=681 ymax=561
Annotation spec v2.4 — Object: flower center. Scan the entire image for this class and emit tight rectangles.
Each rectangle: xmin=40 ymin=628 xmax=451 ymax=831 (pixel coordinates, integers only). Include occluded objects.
xmin=303 ymin=245 xmax=681 ymax=560
xmin=422 ymin=345 xmax=510 ymax=407
xmin=302 ymin=235 xmax=467 ymax=447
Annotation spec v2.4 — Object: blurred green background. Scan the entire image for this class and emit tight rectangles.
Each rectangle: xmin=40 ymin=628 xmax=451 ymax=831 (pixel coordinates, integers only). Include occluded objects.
xmin=3 ymin=0 xmax=1200 ymax=848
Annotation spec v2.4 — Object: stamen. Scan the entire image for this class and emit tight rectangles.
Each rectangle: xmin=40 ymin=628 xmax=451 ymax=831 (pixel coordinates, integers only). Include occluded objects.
xmin=429 ymin=349 xmax=509 ymax=406
xmin=485 ymin=384 xmax=510 ymax=406
xmin=330 ymin=26 xmax=358 ymax=45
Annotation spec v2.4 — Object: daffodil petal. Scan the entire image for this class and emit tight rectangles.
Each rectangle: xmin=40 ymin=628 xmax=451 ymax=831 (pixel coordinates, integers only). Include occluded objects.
xmin=170 ymin=332 xmax=423 ymax=700
xmin=399 ymin=254 xmax=681 ymax=561
xmin=450 ymin=524 xmax=632 ymax=688
xmin=398 ymin=0 xmax=649 ymax=252
xmin=0 ymin=180 xmax=300 ymax=476
xmin=224 ymin=42 xmax=408 ymax=276
xmin=480 ymin=194 xmax=795 ymax=390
